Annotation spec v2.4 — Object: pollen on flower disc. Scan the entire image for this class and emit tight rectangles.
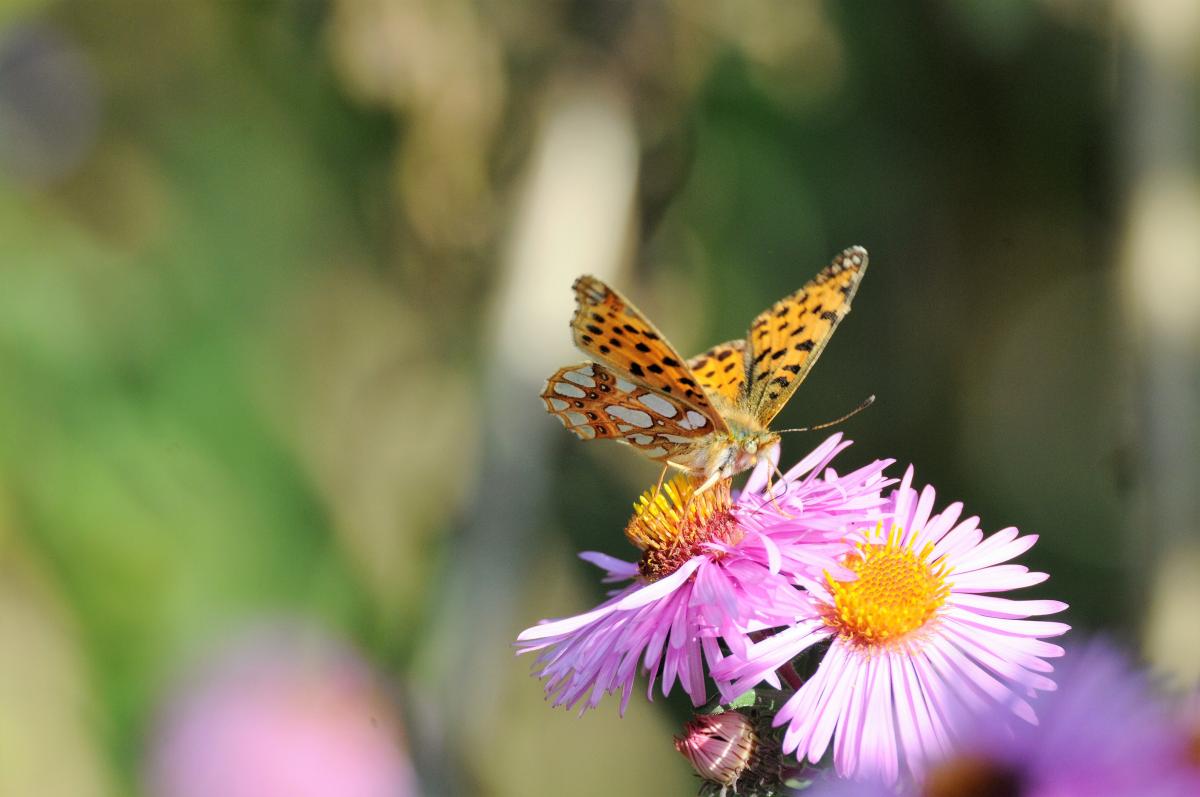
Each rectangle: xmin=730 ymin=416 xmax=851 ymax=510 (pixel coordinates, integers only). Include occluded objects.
xmin=825 ymin=524 xmax=950 ymax=647
xmin=625 ymin=475 xmax=741 ymax=581
xmin=923 ymin=755 xmax=1023 ymax=797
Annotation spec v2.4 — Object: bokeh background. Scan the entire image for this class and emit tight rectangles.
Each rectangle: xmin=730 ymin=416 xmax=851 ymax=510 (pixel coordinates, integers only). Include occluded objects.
xmin=1 ymin=2 xmax=1198 ymax=795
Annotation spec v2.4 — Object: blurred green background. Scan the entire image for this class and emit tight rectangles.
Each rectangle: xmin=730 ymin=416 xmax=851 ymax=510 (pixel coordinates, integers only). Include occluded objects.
xmin=1 ymin=1 xmax=1198 ymax=795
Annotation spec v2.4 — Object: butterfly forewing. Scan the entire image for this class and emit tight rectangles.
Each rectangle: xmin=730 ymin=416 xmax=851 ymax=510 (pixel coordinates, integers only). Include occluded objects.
xmin=541 ymin=361 xmax=718 ymax=463
xmin=686 ymin=339 xmax=747 ymax=409
xmin=743 ymin=246 xmax=868 ymax=425
xmin=570 ymin=276 xmax=729 ymax=432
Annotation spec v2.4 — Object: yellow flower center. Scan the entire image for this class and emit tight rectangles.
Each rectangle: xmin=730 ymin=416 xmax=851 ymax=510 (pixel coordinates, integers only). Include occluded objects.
xmin=824 ymin=524 xmax=950 ymax=647
xmin=626 ymin=475 xmax=740 ymax=581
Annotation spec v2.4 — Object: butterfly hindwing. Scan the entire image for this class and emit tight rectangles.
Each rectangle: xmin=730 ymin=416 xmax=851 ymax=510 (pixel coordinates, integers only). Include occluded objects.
xmin=744 ymin=246 xmax=868 ymax=425
xmin=541 ymin=361 xmax=718 ymax=463
xmin=686 ymin=339 xmax=746 ymax=409
xmin=570 ymin=275 xmax=728 ymax=431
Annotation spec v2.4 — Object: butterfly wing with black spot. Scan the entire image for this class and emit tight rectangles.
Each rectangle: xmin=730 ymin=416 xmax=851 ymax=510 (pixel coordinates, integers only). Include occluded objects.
xmin=686 ymin=339 xmax=746 ymax=409
xmin=743 ymin=246 xmax=868 ymax=425
xmin=570 ymin=275 xmax=729 ymax=433
xmin=541 ymin=361 xmax=721 ymax=466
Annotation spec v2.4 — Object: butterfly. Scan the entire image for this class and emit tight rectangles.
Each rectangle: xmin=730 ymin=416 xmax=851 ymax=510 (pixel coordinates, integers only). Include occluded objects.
xmin=541 ymin=246 xmax=868 ymax=493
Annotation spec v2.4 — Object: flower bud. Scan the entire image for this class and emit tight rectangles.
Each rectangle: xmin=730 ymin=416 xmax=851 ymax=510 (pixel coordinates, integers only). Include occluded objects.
xmin=675 ymin=711 xmax=757 ymax=787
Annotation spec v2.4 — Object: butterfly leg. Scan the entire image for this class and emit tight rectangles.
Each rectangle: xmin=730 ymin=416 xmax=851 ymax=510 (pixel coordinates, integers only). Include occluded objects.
xmin=649 ymin=462 xmax=671 ymax=507
xmin=768 ymin=460 xmax=795 ymax=519
xmin=692 ymin=468 xmax=723 ymax=498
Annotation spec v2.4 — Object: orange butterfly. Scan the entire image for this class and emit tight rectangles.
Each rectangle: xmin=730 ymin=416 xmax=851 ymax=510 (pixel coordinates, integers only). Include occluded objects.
xmin=542 ymin=246 xmax=868 ymax=493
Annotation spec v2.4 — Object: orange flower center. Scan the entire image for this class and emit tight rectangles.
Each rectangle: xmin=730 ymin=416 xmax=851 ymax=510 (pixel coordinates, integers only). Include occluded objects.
xmin=626 ymin=475 xmax=741 ymax=581
xmin=824 ymin=524 xmax=950 ymax=647
xmin=922 ymin=755 xmax=1022 ymax=797
xmin=1186 ymin=721 xmax=1200 ymax=769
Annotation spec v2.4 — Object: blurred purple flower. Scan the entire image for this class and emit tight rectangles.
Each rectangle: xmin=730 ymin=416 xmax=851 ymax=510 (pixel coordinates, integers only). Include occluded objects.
xmin=146 ymin=628 xmax=418 ymax=797
xmin=516 ymin=434 xmax=892 ymax=713
xmin=715 ymin=467 xmax=1070 ymax=784
xmin=926 ymin=640 xmax=1198 ymax=797
xmin=809 ymin=641 xmax=1199 ymax=797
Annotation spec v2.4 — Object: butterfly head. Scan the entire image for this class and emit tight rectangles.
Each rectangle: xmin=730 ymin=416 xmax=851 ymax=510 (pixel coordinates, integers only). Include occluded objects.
xmin=738 ymin=431 xmax=781 ymax=467
xmin=695 ymin=429 xmax=781 ymax=495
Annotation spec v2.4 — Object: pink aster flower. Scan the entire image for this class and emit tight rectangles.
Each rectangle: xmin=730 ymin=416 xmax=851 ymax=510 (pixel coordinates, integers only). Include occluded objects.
xmin=920 ymin=640 xmax=1199 ymax=797
xmin=516 ymin=434 xmax=892 ymax=713
xmin=715 ymin=466 xmax=1070 ymax=784
xmin=810 ymin=641 xmax=1199 ymax=797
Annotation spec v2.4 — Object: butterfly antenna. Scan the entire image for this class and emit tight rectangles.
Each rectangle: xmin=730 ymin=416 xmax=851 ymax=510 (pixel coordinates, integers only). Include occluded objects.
xmin=776 ymin=395 xmax=876 ymax=434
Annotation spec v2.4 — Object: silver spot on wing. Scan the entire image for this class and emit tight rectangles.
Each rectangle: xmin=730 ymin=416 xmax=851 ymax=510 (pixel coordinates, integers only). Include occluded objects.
xmin=637 ymin=394 xmax=677 ymax=418
xmin=553 ymin=382 xmax=585 ymax=398
xmin=564 ymin=370 xmax=596 ymax=388
xmin=605 ymin=406 xmax=654 ymax=429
